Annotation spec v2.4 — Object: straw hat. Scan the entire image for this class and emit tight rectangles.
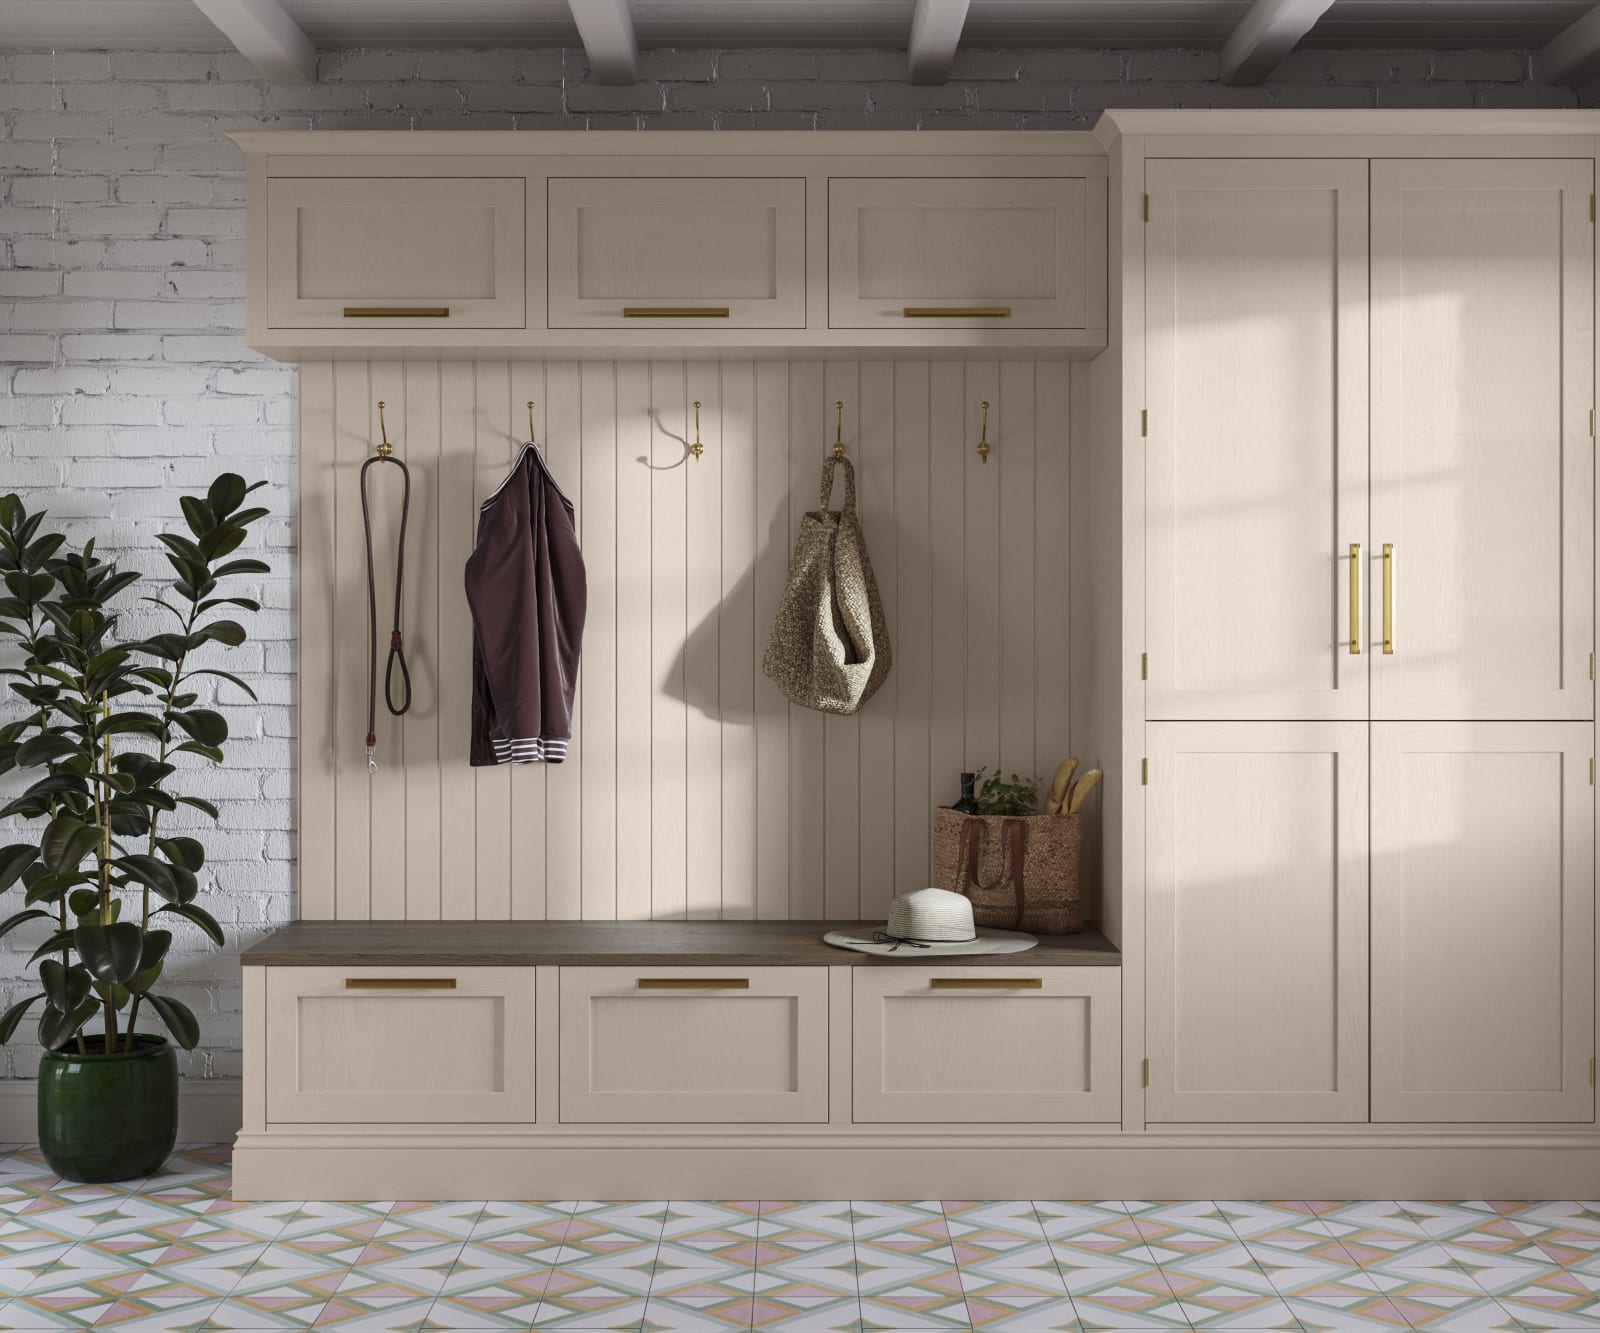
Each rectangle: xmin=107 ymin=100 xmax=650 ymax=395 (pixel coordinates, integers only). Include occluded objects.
xmin=824 ymin=887 xmax=1037 ymax=956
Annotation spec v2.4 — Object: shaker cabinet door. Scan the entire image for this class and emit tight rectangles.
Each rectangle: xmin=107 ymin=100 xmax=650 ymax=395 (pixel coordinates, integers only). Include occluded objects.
xmin=1145 ymin=159 xmax=1370 ymax=721
xmin=1371 ymin=722 xmax=1594 ymax=1122
xmin=1146 ymin=721 xmax=1370 ymax=1122
xmin=1370 ymin=159 xmax=1594 ymax=721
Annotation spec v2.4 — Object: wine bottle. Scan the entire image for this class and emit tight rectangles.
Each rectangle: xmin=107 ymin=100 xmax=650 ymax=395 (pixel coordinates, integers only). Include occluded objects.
xmin=951 ymin=772 xmax=980 ymax=815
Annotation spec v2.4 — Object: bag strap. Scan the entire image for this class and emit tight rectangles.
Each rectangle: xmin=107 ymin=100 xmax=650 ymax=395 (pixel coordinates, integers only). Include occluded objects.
xmin=819 ymin=455 xmax=858 ymax=514
xmin=959 ymin=819 xmax=1009 ymax=893
xmin=1002 ymin=818 xmax=1028 ymax=927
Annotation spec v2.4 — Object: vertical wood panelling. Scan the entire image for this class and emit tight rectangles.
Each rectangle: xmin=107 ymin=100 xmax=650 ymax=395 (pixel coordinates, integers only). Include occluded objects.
xmin=300 ymin=358 xmax=1073 ymax=924
xmin=437 ymin=362 xmax=478 ymax=921
xmin=331 ymin=360 xmax=372 ymax=921
xmin=298 ymin=360 xmax=336 ymax=920
xmin=400 ymin=361 xmax=442 ymax=921
xmin=507 ymin=359 xmax=549 ymax=922
xmin=892 ymin=361 xmax=933 ymax=901
xmin=544 ymin=362 xmax=583 ymax=920
xmin=685 ymin=362 xmax=724 ymax=919
xmin=823 ymin=360 xmax=862 ymax=920
xmin=719 ymin=362 xmax=757 ymax=920
xmin=366 ymin=361 xmax=408 ymax=920
xmin=579 ymin=363 xmax=618 ymax=921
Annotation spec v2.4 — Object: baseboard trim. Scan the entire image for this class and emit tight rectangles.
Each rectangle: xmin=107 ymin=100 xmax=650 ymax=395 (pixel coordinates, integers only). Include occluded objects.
xmin=0 ymin=1080 xmax=242 ymax=1145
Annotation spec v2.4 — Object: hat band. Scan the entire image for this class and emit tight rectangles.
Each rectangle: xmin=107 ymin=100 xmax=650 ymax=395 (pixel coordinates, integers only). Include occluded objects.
xmin=872 ymin=931 xmax=978 ymax=951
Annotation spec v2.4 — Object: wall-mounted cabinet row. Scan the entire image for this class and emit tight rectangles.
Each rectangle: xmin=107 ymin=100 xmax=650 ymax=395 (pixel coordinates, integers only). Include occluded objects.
xmin=259 ymin=965 xmax=1123 ymax=1127
xmin=251 ymin=165 xmax=1107 ymax=353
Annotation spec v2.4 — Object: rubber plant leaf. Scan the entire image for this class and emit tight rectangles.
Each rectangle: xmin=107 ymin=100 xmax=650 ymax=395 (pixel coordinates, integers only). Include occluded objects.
xmin=37 ymin=999 xmax=97 ymax=1052
xmin=145 ymin=993 xmax=200 ymax=1051
xmin=154 ymin=902 xmax=224 ymax=947
xmin=73 ymin=922 xmax=143 ymax=987
xmin=0 ymin=995 xmax=42 ymax=1045
xmin=0 ymin=844 xmax=37 ymax=894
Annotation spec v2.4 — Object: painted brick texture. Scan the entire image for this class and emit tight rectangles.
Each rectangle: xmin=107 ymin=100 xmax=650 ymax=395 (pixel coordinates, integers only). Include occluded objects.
xmin=0 ymin=43 xmax=1581 ymax=1081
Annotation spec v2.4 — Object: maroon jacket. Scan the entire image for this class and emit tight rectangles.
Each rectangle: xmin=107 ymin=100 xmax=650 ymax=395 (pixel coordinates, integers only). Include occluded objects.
xmin=465 ymin=443 xmax=586 ymax=765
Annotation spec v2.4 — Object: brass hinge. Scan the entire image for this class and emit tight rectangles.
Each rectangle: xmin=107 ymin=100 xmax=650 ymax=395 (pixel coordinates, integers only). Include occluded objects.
xmin=1140 ymin=409 xmax=1148 ymax=437
xmin=1590 ymin=408 xmax=1595 ymax=437
xmin=1143 ymin=193 xmax=1150 ymax=222
xmin=1590 ymin=757 xmax=1595 ymax=786
xmin=1590 ymin=194 xmax=1594 ymax=223
xmin=1141 ymin=757 xmax=1149 ymax=785
xmin=1590 ymin=1056 xmax=1595 ymax=1086
xmin=1590 ymin=651 xmax=1595 ymax=681
xmin=1141 ymin=652 xmax=1149 ymax=680
xmin=1141 ymin=1058 xmax=1150 ymax=1087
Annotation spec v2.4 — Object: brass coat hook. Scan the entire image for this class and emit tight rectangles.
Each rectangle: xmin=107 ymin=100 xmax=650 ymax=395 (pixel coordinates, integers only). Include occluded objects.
xmin=527 ymin=400 xmax=536 ymax=443
xmin=977 ymin=401 xmax=991 ymax=464
xmin=691 ymin=401 xmax=704 ymax=462
xmin=375 ymin=401 xmax=393 ymax=458
xmin=832 ymin=401 xmax=845 ymax=460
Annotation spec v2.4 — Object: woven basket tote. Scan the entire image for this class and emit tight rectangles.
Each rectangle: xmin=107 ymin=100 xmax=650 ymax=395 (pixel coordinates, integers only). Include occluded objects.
xmin=762 ymin=454 xmax=891 ymax=715
xmin=932 ymin=809 xmax=1083 ymax=935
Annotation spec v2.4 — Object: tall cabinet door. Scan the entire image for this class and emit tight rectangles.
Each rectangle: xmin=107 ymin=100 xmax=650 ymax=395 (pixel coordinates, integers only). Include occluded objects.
xmin=1371 ymin=722 xmax=1594 ymax=1122
xmin=1371 ymin=160 xmax=1594 ymax=721
xmin=1146 ymin=159 xmax=1369 ymax=721
xmin=1146 ymin=721 xmax=1369 ymax=1122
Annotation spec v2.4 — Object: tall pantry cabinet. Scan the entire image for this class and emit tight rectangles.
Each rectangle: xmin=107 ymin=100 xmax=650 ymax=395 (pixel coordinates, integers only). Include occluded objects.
xmin=1124 ymin=124 xmax=1597 ymax=1125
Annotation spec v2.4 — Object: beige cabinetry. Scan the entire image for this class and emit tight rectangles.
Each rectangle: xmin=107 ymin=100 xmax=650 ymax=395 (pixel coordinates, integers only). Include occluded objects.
xmin=1370 ymin=159 xmax=1594 ymax=722
xmin=1145 ymin=722 xmax=1370 ymax=1123
xmin=264 ymin=967 xmax=537 ymax=1124
xmin=1371 ymin=722 xmax=1594 ymax=1122
xmin=265 ymin=177 xmax=526 ymax=330
xmin=546 ymin=177 xmax=807 ymax=329
xmin=828 ymin=176 xmax=1105 ymax=330
xmin=1144 ymin=158 xmax=1369 ymax=722
xmin=557 ymin=966 xmax=829 ymax=1123
xmin=851 ymin=966 xmax=1121 ymax=1123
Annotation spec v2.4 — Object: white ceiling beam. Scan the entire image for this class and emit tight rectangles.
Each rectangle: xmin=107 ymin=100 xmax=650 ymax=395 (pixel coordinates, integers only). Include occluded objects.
xmin=1536 ymin=2 xmax=1600 ymax=84
xmin=190 ymin=0 xmax=317 ymax=83
xmin=568 ymin=0 xmax=638 ymax=85
xmin=907 ymin=0 xmax=971 ymax=85
xmin=1220 ymin=0 xmax=1336 ymax=84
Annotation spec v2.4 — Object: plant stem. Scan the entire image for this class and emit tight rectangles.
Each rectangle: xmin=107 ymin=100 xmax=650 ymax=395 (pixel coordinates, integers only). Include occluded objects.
xmin=124 ymin=996 xmax=140 ymax=1053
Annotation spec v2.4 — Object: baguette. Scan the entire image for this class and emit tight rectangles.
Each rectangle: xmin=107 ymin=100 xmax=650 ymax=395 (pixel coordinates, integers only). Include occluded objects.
xmin=1066 ymin=768 xmax=1102 ymax=814
xmin=1043 ymin=756 xmax=1079 ymax=816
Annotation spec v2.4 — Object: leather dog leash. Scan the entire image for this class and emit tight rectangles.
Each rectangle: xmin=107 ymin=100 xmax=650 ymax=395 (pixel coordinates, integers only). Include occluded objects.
xmin=359 ymin=401 xmax=413 ymax=772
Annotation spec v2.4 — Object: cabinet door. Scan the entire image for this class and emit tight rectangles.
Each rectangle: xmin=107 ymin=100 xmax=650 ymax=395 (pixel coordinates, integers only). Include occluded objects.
xmin=852 ymin=967 xmax=1120 ymax=1123
xmin=266 ymin=177 xmax=526 ymax=329
xmin=1371 ymin=160 xmax=1594 ymax=721
xmin=1371 ymin=722 xmax=1594 ymax=1122
xmin=558 ymin=967 xmax=828 ymax=1122
xmin=828 ymin=177 xmax=1105 ymax=329
xmin=1146 ymin=721 xmax=1369 ymax=1122
xmin=1145 ymin=160 xmax=1370 ymax=721
xmin=265 ymin=967 xmax=536 ymax=1124
xmin=547 ymin=178 xmax=805 ymax=328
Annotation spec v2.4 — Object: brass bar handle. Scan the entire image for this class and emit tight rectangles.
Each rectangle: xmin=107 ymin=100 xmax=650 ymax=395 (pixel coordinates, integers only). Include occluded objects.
xmin=929 ymin=977 xmax=1044 ymax=990
xmin=1382 ymin=543 xmax=1395 ymax=655
xmin=902 ymin=307 xmax=1012 ymax=319
xmin=345 ymin=977 xmax=457 ymax=990
xmin=1349 ymin=542 xmax=1362 ymax=656
xmin=622 ymin=307 xmax=731 ymax=318
xmin=343 ymin=307 xmax=450 ymax=318
xmin=636 ymin=978 xmax=750 ymax=990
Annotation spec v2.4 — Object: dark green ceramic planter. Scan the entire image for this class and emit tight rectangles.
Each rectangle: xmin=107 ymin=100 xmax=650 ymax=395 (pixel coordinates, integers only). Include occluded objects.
xmin=37 ymin=1035 xmax=177 ymax=1183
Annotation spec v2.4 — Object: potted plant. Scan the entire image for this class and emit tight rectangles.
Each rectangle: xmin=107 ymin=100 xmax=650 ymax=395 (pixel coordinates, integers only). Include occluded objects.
xmin=0 ymin=476 xmax=268 ymax=1182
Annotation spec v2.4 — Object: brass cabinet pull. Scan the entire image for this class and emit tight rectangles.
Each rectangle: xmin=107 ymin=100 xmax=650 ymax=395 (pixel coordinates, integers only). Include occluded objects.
xmin=1382 ymin=543 xmax=1395 ymax=655
xmin=902 ymin=307 xmax=1012 ymax=319
xmin=928 ymin=977 xmax=1044 ymax=990
xmin=342 ymin=307 xmax=450 ymax=318
xmin=622 ymin=307 xmax=731 ymax=318
xmin=1349 ymin=542 xmax=1362 ymax=656
xmin=344 ymin=977 xmax=457 ymax=990
xmin=636 ymin=977 xmax=750 ymax=990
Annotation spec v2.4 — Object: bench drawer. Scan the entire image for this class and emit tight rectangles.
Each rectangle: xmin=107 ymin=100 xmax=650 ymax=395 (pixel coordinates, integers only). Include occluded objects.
xmin=559 ymin=966 xmax=828 ymax=1122
xmin=265 ymin=967 xmax=536 ymax=1124
xmin=853 ymin=967 xmax=1121 ymax=1122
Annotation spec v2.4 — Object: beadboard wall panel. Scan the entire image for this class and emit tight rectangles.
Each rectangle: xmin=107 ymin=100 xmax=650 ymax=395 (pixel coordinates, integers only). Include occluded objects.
xmin=298 ymin=359 xmax=1074 ymax=923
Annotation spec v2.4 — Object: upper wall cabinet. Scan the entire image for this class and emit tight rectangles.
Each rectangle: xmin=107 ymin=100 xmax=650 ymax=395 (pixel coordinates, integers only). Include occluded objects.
xmin=266 ymin=177 xmax=527 ymax=330
xmin=829 ymin=177 xmax=1105 ymax=330
xmin=234 ymin=133 xmax=1110 ymax=357
xmin=547 ymin=177 xmax=806 ymax=329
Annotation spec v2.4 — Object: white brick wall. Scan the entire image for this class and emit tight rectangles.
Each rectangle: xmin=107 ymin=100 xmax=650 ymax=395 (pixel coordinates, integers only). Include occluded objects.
xmin=0 ymin=43 xmax=1579 ymax=1082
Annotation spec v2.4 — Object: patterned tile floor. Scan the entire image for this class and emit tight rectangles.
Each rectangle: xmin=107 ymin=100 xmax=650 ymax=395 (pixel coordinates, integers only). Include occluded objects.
xmin=0 ymin=1147 xmax=1595 ymax=1333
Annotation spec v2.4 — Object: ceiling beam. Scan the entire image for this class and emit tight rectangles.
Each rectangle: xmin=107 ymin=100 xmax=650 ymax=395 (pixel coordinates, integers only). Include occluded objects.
xmin=568 ymin=0 xmax=638 ymax=85
xmin=1219 ymin=0 xmax=1336 ymax=84
xmin=907 ymin=0 xmax=971 ymax=85
xmin=190 ymin=0 xmax=317 ymax=83
xmin=1536 ymin=2 xmax=1600 ymax=84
